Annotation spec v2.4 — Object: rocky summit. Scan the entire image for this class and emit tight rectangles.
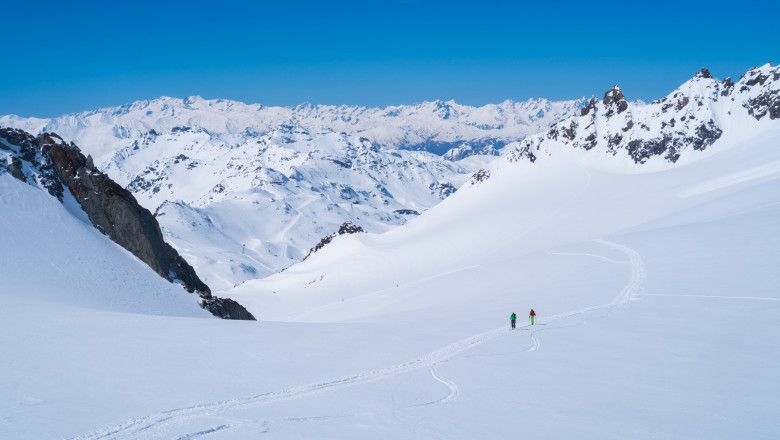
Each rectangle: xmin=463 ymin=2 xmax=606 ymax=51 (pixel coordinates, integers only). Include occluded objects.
xmin=504 ymin=63 xmax=780 ymax=166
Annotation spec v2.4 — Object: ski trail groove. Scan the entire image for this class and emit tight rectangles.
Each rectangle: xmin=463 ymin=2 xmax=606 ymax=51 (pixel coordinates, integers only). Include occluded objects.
xmin=276 ymin=195 xmax=317 ymax=242
xmin=526 ymin=332 xmax=541 ymax=352
xmin=427 ymin=365 xmax=459 ymax=406
xmin=545 ymin=251 xmax=629 ymax=265
xmin=70 ymin=238 xmax=644 ymax=440
xmin=174 ymin=424 xmax=232 ymax=440
xmin=71 ymin=326 xmax=510 ymax=440
xmin=644 ymin=294 xmax=780 ymax=301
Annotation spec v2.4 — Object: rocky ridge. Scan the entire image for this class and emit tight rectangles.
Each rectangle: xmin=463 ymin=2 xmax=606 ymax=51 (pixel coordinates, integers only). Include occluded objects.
xmin=501 ymin=63 xmax=780 ymax=167
xmin=0 ymin=127 xmax=254 ymax=320
xmin=302 ymin=222 xmax=365 ymax=262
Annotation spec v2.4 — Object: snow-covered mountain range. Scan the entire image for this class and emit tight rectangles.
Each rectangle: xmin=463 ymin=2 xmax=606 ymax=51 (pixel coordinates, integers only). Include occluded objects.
xmin=0 ymin=96 xmax=585 ymax=289
xmin=501 ymin=64 xmax=780 ymax=168
xmin=102 ymin=124 xmax=486 ymax=289
xmin=0 ymin=97 xmax=586 ymax=161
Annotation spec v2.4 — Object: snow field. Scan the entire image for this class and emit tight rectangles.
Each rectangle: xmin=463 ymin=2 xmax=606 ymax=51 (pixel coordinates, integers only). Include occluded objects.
xmin=2 ymin=108 xmax=779 ymax=438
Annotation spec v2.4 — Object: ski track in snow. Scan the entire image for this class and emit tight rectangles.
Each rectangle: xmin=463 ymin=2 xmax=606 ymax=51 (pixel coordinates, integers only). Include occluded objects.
xmin=276 ymin=195 xmax=317 ymax=243
xmin=69 ymin=239 xmax=644 ymax=440
xmin=429 ymin=366 xmax=459 ymax=406
xmin=276 ymin=195 xmax=318 ymax=260
xmin=545 ymin=251 xmax=629 ymax=265
xmin=172 ymin=424 xmax=232 ymax=440
xmin=526 ymin=332 xmax=541 ymax=352
xmin=643 ymin=294 xmax=780 ymax=301
xmin=405 ymin=366 xmax=460 ymax=409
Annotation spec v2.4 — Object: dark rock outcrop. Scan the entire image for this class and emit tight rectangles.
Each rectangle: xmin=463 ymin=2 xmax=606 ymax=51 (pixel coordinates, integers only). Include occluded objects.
xmin=721 ymin=77 xmax=735 ymax=96
xmin=745 ymin=90 xmax=780 ymax=120
xmin=393 ymin=209 xmax=420 ymax=215
xmin=303 ymin=222 xmax=365 ymax=261
xmin=603 ymin=86 xmax=628 ymax=116
xmin=470 ymin=168 xmax=491 ymax=184
xmin=0 ymin=128 xmax=64 ymax=200
xmin=505 ymin=64 xmax=780 ymax=165
xmin=41 ymin=133 xmax=212 ymax=294
xmin=505 ymin=144 xmax=538 ymax=163
xmin=1 ymin=128 xmax=254 ymax=320
xmin=201 ymin=297 xmax=256 ymax=320
xmin=580 ymin=97 xmax=598 ymax=116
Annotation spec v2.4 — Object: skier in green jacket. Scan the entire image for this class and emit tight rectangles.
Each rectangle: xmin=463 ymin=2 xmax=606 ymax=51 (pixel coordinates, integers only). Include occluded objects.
xmin=510 ymin=312 xmax=517 ymax=329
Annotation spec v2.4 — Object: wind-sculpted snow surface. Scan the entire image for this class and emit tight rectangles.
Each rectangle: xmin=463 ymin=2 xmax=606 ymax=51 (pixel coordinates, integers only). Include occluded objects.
xmin=68 ymin=239 xmax=645 ymax=440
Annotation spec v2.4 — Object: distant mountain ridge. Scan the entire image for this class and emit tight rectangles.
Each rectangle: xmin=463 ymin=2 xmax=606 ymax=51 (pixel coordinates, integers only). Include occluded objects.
xmin=0 ymin=95 xmax=584 ymax=290
xmin=0 ymin=96 xmax=586 ymax=162
xmin=498 ymin=63 xmax=780 ymax=169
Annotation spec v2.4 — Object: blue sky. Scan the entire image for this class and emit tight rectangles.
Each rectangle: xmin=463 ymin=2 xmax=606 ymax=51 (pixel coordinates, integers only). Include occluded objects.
xmin=2 ymin=0 xmax=778 ymax=117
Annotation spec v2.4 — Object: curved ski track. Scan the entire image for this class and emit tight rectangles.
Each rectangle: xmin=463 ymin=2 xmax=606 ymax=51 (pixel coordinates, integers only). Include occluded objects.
xmin=70 ymin=239 xmax=644 ymax=440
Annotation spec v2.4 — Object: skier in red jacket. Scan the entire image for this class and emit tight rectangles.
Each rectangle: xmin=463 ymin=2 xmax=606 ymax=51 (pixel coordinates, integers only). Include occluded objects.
xmin=529 ymin=309 xmax=536 ymax=325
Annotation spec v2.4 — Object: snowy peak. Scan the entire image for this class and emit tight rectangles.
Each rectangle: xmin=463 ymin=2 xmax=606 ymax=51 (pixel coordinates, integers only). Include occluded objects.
xmin=504 ymin=64 xmax=780 ymax=166
xmin=695 ymin=67 xmax=713 ymax=79
xmin=738 ymin=62 xmax=780 ymax=120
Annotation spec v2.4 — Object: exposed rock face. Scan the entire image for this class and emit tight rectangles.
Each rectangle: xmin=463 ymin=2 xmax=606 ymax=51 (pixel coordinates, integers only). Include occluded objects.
xmin=580 ymin=97 xmax=598 ymax=116
xmin=303 ymin=222 xmax=365 ymax=261
xmin=393 ymin=209 xmax=420 ymax=215
xmin=201 ymin=297 xmax=256 ymax=320
xmin=746 ymin=92 xmax=780 ymax=120
xmin=506 ymin=63 xmax=780 ymax=165
xmin=0 ymin=128 xmax=64 ymax=200
xmin=697 ymin=68 xmax=713 ymax=79
xmin=469 ymin=168 xmax=491 ymax=185
xmin=0 ymin=128 xmax=254 ymax=320
xmin=603 ymin=86 xmax=629 ymax=116
xmin=42 ymin=133 xmax=211 ymax=293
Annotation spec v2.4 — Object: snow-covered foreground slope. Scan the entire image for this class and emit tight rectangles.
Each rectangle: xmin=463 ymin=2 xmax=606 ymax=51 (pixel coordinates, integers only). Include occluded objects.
xmin=0 ymin=174 xmax=208 ymax=317
xmin=2 ymin=118 xmax=778 ymax=439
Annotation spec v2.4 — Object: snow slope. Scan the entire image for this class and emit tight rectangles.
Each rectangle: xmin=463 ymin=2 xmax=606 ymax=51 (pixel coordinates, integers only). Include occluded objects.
xmin=2 ymin=113 xmax=778 ymax=439
xmin=0 ymin=174 xmax=208 ymax=317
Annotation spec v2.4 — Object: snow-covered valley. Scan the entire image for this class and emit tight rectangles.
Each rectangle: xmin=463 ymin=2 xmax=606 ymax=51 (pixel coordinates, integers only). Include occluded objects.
xmin=1 ymin=64 xmax=779 ymax=439
xmin=2 ymin=97 xmax=580 ymax=289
